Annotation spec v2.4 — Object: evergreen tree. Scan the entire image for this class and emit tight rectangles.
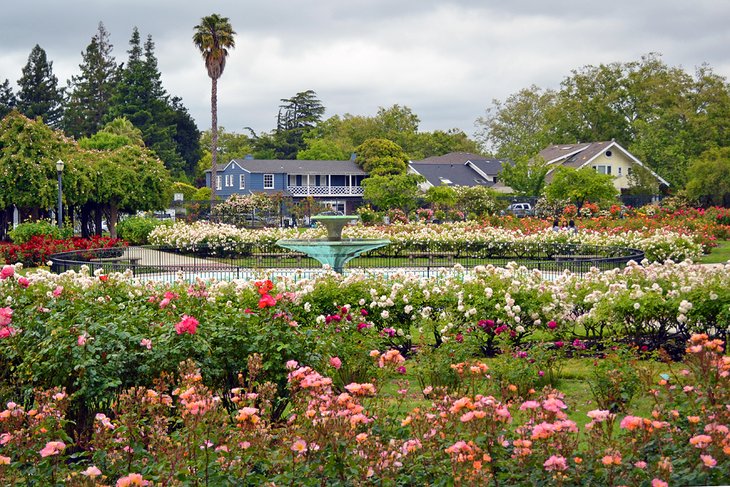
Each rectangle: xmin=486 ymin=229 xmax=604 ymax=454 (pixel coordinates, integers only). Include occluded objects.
xmin=271 ymin=90 xmax=325 ymax=159
xmin=168 ymin=96 xmax=201 ymax=176
xmin=64 ymin=22 xmax=119 ymax=138
xmin=16 ymin=45 xmax=64 ymax=127
xmin=107 ymin=28 xmax=184 ymax=174
xmin=0 ymin=79 xmax=17 ymax=119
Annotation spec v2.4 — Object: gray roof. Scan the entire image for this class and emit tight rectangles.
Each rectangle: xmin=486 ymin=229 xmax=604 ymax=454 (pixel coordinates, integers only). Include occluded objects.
xmin=412 ymin=152 xmax=489 ymax=164
xmin=208 ymin=158 xmax=366 ymax=175
xmin=466 ymin=158 xmax=507 ymax=176
xmin=538 ymin=142 xmax=612 ymax=166
xmin=410 ymin=163 xmax=494 ymax=187
xmin=540 ymin=140 xmax=670 ymax=187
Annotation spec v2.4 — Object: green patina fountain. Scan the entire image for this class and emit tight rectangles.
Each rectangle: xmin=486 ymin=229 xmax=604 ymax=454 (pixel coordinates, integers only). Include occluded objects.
xmin=276 ymin=214 xmax=390 ymax=273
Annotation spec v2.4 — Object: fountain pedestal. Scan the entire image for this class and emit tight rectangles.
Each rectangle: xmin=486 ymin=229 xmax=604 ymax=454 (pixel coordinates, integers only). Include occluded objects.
xmin=276 ymin=214 xmax=390 ymax=273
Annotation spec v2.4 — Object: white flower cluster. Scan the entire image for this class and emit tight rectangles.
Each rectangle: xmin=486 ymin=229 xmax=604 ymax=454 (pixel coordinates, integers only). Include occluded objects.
xmin=149 ymin=221 xmax=704 ymax=262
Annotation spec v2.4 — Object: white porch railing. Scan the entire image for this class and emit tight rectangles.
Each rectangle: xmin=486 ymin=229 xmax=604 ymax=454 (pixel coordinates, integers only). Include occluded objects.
xmin=288 ymin=185 xmax=364 ymax=196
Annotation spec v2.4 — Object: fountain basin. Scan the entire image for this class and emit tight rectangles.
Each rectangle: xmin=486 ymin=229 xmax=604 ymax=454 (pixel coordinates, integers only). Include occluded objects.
xmin=276 ymin=238 xmax=390 ymax=273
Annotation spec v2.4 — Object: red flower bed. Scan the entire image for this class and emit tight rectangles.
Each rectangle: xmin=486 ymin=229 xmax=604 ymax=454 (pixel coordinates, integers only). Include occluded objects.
xmin=0 ymin=235 xmax=126 ymax=267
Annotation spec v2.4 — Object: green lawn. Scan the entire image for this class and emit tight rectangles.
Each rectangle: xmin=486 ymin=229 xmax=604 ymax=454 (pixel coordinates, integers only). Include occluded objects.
xmin=699 ymin=239 xmax=730 ymax=263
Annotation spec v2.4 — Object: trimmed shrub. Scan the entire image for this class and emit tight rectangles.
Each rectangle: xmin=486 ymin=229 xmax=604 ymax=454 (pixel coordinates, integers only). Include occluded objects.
xmin=8 ymin=220 xmax=62 ymax=244
xmin=117 ymin=216 xmax=170 ymax=245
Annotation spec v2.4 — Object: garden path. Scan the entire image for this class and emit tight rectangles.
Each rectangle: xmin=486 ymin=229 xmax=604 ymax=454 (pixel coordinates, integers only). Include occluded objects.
xmin=123 ymin=247 xmax=236 ymax=268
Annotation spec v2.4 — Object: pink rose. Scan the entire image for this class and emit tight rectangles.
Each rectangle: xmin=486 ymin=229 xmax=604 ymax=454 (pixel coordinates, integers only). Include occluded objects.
xmin=39 ymin=441 xmax=65 ymax=457
xmin=175 ymin=315 xmax=199 ymax=335
xmin=0 ymin=266 xmax=15 ymax=280
xmin=329 ymin=357 xmax=342 ymax=370
xmin=82 ymin=466 xmax=102 ymax=478
xmin=0 ymin=307 xmax=12 ymax=326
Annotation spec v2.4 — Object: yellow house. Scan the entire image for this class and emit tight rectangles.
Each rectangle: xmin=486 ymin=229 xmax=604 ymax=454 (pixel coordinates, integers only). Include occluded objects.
xmin=540 ymin=141 xmax=669 ymax=191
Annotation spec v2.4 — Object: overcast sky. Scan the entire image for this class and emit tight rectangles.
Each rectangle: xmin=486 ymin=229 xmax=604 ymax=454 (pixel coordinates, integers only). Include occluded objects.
xmin=2 ymin=1 xmax=729 ymax=138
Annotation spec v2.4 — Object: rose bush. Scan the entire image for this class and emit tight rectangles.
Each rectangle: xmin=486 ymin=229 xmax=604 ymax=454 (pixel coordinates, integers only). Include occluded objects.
xmin=0 ymin=333 xmax=725 ymax=485
xmin=0 ymin=235 xmax=124 ymax=267
xmin=0 ymin=259 xmax=728 ymax=441
xmin=149 ymin=220 xmax=706 ymax=262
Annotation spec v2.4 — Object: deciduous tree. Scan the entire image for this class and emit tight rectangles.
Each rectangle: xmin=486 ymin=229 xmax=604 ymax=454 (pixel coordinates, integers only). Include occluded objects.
xmin=475 ymin=85 xmax=558 ymax=160
xmin=685 ymin=147 xmax=730 ymax=207
xmin=499 ymin=156 xmax=549 ymax=196
xmin=362 ymin=174 xmax=425 ymax=213
xmin=354 ymin=138 xmax=408 ymax=176
xmin=544 ymin=166 xmax=619 ymax=209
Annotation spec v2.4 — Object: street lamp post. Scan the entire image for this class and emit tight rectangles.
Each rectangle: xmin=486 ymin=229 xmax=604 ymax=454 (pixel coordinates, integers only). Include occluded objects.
xmin=56 ymin=159 xmax=64 ymax=230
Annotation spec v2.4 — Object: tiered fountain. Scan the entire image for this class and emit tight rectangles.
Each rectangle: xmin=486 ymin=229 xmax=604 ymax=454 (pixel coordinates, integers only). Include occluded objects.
xmin=276 ymin=214 xmax=390 ymax=273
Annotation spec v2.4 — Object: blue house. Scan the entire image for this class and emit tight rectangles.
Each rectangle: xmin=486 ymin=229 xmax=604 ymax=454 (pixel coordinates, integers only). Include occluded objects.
xmin=205 ymin=156 xmax=367 ymax=214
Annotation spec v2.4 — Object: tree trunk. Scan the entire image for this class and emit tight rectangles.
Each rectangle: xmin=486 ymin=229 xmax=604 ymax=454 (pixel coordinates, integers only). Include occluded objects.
xmin=108 ymin=205 xmax=118 ymax=239
xmin=210 ymin=76 xmax=218 ymax=206
xmin=93 ymin=205 xmax=103 ymax=236
xmin=80 ymin=204 xmax=91 ymax=238
xmin=0 ymin=208 xmax=9 ymax=241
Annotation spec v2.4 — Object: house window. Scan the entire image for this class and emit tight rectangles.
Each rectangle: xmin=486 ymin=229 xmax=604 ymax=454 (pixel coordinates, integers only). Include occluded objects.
xmin=288 ymin=175 xmax=297 ymax=187
xmin=593 ymin=165 xmax=612 ymax=175
xmin=215 ymin=175 xmax=222 ymax=190
xmin=239 ymin=174 xmax=246 ymax=189
xmin=264 ymin=174 xmax=274 ymax=189
xmin=617 ymin=167 xmax=622 ymax=176
xmin=225 ymin=174 xmax=234 ymax=187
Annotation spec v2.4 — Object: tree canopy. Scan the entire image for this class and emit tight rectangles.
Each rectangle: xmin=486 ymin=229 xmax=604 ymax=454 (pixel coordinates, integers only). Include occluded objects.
xmin=0 ymin=111 xmax=172 ymax=238
xmin=685 ymin=147 xmax=730 ymax=207
xmin=477 ymin=53 xmax=730 ymax=188
xmin=544 ymin=166 xmax=619 ymax=209
xmin=354 ymin=138 xmax=408 ymax=176
xmin=499 ymin=156 xmax=549 ymax=196
xmin=362 ymin=173 xmax=425 ymax=213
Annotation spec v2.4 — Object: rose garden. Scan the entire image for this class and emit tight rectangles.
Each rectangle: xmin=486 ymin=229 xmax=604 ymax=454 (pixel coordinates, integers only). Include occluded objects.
xmin=0 ymin=207 xmax=729 ymax=486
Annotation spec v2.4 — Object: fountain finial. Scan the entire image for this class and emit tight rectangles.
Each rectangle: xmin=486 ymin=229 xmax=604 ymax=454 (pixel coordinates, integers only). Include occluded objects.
xmin=311 ymin=214 xmax=358 ymax=241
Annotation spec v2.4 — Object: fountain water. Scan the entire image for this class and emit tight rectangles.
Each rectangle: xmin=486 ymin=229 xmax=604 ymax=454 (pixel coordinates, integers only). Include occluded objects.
xmin=276 ymin=214 xmax=390 ymax=273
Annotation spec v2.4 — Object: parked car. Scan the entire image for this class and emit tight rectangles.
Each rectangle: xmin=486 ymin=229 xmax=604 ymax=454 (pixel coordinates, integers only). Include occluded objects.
xmin=505 ymin=203 xmax=534 ymax=217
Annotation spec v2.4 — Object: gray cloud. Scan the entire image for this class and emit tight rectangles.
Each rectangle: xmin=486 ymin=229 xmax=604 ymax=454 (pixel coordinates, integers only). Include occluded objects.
xmin=1 ymin=1 xmax=729 ymax=138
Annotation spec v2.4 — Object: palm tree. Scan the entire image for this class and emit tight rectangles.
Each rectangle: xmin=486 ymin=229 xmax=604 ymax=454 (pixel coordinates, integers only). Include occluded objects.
xmin=193 ymin=14 xmax=236 ymax=206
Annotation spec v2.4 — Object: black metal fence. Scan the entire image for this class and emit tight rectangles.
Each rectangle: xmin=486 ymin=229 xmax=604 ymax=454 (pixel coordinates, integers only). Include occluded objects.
xmin=50 ymin=242 xmax=644 ymax=281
